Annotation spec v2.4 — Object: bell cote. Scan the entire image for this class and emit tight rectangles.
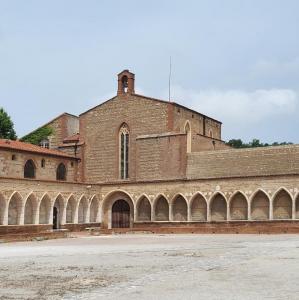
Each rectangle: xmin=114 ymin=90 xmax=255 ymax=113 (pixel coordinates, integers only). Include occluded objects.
xmin=117 ymin=70 xmax=135 ymax=95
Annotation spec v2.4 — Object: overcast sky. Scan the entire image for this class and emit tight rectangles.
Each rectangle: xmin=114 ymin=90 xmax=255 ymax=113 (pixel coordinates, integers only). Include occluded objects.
xmin=1 ymin=0 xmax=299 ymax=143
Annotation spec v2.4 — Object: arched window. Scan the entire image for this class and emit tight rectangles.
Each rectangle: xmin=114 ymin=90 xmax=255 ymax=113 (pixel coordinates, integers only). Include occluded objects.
xmin=119 ymin=123 xmax=129 ymax=179
xmin=121 ymin=75 xmax=128 ymax=93
xmin=56 ymin=163 xmax=67 ymax=181
xmin=209 ymin=129 xmax=213 ymax=138
xmin=24 ymin=159 xmax=36 ymax=179
xmin=41 ymin=159 xmax=45 ymax=168
xmin=184 ymin=121 xmax=191 ymax=153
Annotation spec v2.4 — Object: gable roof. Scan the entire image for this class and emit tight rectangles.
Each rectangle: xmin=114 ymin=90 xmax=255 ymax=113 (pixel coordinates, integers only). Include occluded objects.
xmin=79 ymin=93 xmax=221 ymax=124
xmin=21 ymin=112 xmax=78 ymax=139
xmin=0 ymin=139 xmax=78 ymax=160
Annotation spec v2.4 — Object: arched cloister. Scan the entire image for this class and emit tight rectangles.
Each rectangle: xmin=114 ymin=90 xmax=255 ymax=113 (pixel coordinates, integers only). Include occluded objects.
xmin=89 ymin=196 xmax=99 ymax=223
xmin=154 ymin=195 xmax=169 ymax=221
xmin=8 ymin=192 xmax=23 ymax=225
xmin=39 ymin=194 xmax=51 ymax=224
xmin=0 ymin=193 xmax=6 ymax=225
xmin=230 ymin=192 xmax=248 ymax=220
xmin=101 ymin=190 xmax=134 ymax=229
xmin=78 ymin=196 xmax=89 ymax=223
xmin=190 ymin=193 xmax=207 ymax=221
xmin=66 ymin=195 xmax=77 ymax=223
xmin=24 ymin=193 xmax=38 ymax=224
xmin=53 ymin=194 xmax=65 ymax=229
xmin=273 ymin=189 xmax=292 ymax=220
xmin=251 ymin=190 xmax=270 ymax=220
xmin=171 ymin=195 xmax=188 ymax=221
xmin=136 ymin=196 xmax=151 ymax=221
xmin=210 ymin=193 xmax=227 ymax=221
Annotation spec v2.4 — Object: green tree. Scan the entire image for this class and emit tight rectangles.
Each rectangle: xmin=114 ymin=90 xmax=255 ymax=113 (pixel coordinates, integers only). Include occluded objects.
xmin=227 ymin=138 xmax=293 ymax=149
xmin=0 ymin=107 xmax=17 ymax=140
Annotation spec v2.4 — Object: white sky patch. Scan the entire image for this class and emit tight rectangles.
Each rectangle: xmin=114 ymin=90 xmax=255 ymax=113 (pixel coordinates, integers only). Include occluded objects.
xmin=165 ymin=86 xmax=298 ymax=125
xmin=252 ymin=57 xmax=299 ymax=76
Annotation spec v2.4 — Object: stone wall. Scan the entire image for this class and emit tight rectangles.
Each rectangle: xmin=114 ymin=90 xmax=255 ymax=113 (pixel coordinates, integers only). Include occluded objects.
xmin=136 ymin=133 xmax=187 ymax=181
xmin=187 ymin=145 xmax=299 ymax=179
xmin=0 ymin=150 xmax=78 ymax=181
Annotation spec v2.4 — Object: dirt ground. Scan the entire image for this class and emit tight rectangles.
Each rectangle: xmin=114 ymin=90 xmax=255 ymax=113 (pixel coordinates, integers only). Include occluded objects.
xmin=0 ymin=234 xmax=299 ymax=300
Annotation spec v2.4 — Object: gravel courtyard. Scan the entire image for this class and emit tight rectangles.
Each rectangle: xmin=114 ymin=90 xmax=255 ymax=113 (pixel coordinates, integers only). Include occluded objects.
xmin=0 ymin=234 xmax=299 ymax=300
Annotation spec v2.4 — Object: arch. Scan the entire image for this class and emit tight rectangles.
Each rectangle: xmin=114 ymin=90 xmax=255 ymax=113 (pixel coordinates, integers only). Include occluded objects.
xmin=78 ymin=196 xmax=89 ymax=223
xmin=56 ymin=163 xmax=67 ymax=181
xmin=89 ymin=195 xmax=99 ymax=223
xmin=119 ymin=123 xmax=130 ymax=179
xmin=24 ymin=159 xmax=36 ymax=179
xmin=102 ymin=190 xmax=134 ymax=229
xmin=39 ymin=193 xmax=51 ymax=224
xmin=251 ymin=190 xmax=270 ymax=220
xmin=24 ymin=193 xmax=38 ymax=224
xmin=171 ymin=194 xmax=188 ymax=221
xmin=190 ymin=193 xmax=207 ymax=221
xmin=0 ymin=193 xmax=6 ymax=225
xmin=273 ymin=188 xmax=292 ymax=220
xmin=8 ymin=192 xmax=23 ymax=225
xmin=136 ymin=195 xmax=151 ymax=221
xmin=184 ymin=120 xmax=191 ymax=153
xmin=154 ymin=195 xmax=169 ymax=221
xmin=66 ymin=195 xmax=77 ymax=223
xmin=210 ymin=193 xmax=227 ymax=221
xmin=53 ymin=194 xmax=65 ymax=229
xmin=229 ymin=192 xmax=248 ymax=220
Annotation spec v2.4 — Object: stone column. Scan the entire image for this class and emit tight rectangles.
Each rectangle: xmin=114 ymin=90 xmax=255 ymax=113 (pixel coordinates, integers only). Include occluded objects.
xmin=169 ymin=202 xmax=173 ymax=221
xmin=269 ymin=200 xmax=273 ymax=220
xmin=19 ymin=202 xmax=25 ymax=225
xmin=292 ymin=197 xmax=296 ymax=220
xmin=151 ymin=203 xmax=155 ymax=221
xmin=2 ymin=203 xmax=8 ymax=225
xmin=207 ymin=202 xmax=211 ymax=222
xmin=227 ymin=203 xmax=231 ymax=221
xmin=187 ymin=202 xmax=192 ymax=222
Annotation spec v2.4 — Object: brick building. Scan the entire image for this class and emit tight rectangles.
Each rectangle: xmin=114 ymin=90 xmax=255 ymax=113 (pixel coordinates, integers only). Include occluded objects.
xmin=1 ymin=70 xmax=299 ymax=235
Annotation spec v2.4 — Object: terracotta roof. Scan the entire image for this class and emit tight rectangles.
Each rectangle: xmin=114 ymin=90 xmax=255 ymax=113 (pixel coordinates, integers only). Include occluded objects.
xmin=0 ymin=139 xmax=78 ymax=159
xmin=63 ymin=133 xmax=80 ymax=143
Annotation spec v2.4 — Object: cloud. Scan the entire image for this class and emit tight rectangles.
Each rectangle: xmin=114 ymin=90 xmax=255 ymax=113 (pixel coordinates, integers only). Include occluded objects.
xmin=165 ymin=86 xmax=298 ymax=125
xmin=252 ymin=57 xmax=299 ymax=76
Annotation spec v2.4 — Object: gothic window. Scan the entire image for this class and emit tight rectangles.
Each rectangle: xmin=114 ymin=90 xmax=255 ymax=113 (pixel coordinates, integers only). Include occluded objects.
xmin=209 ymin=129 xmax=213 ymax=138
xmin=40 ymin=138 xmax=49 ymax=149
xmin=56 ymin=163 xmax=67 ymax=181
xmin=185 ymin=121 xmax=191 ymax=153
xmin=24 ymin=159 xmax=36 ymax=179
xmin=119 ymin=123 xmax=129 ymax=179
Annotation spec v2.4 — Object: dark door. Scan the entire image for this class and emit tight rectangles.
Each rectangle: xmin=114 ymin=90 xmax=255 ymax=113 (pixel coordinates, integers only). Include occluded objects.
xmin=53 ymin=207 xmax=59 ymax=229
xmin=112 ymin=200 xmax=130 ymax=228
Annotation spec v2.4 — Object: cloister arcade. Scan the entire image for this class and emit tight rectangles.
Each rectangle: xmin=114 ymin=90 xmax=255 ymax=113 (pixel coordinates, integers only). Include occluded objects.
xmin=0 ymin=188 xmax=299 ymax=228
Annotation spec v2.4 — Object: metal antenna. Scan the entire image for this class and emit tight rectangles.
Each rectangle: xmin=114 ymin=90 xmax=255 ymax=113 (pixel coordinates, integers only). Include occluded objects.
xmin=168 ymin=56 xmax=172 ymax=102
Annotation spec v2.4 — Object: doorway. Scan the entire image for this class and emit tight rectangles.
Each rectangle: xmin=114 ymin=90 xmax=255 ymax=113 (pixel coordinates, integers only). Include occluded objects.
xmin=53 ymin=206 xmax=59 ymax=229
xmin=112 ymin=200 xmax=130 ymax=228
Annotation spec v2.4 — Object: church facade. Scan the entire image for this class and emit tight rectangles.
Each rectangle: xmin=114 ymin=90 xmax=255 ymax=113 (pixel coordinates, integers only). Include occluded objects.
xmin=1 ymin=70 xmax=299 ymax=234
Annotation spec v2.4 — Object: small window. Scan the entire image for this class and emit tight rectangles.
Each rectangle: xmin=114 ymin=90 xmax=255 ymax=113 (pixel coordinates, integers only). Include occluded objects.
xmin=71 ymin=161 xmax=74 ymax=167
xmin=24 ymin=159 xmax=36 ymax=179
xmin=11 ymin=154 xmax=16 ymax=161
xmin=56 ymin=163 xmax=67 ymax=181
xmin=40 ymin=138 xmax=49 ymax=149
xmin=41 ymin=159 xmax=45 ymax=168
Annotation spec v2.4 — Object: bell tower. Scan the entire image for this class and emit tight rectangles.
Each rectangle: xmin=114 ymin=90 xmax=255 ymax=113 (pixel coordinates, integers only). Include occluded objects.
xmin=117 ymin=70 xmax=135 ymax=95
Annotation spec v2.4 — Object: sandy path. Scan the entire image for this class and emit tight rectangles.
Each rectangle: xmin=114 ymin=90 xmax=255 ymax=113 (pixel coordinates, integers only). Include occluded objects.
xmin=0 ymin=234 xmax=299 ymax=299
